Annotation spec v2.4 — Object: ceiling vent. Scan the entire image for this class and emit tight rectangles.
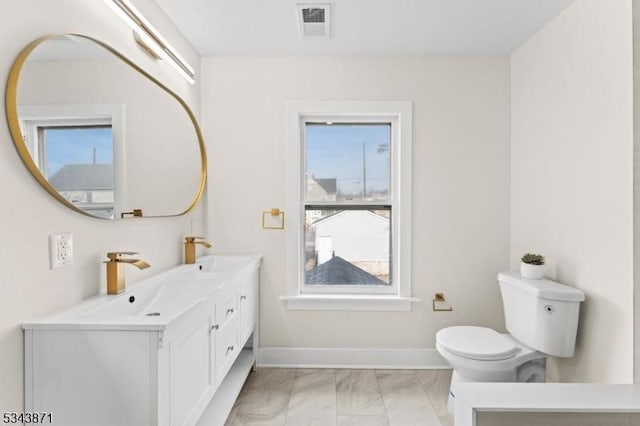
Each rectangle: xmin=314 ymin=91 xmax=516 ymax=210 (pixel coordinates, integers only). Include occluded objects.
xmin=296 ymin=4 xmax=331 ymax=38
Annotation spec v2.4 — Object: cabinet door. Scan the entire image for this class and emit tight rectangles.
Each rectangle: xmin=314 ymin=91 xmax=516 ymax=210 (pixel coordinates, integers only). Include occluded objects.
xmin=239 ymin=274 xmax=257 ymax=345
xmin=170 ymin=320 xmax=211 ymax=426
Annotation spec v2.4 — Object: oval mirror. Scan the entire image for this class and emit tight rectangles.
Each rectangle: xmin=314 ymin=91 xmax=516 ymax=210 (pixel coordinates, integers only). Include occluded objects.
xmin=5 ymin=34 xmax=206 ymax=219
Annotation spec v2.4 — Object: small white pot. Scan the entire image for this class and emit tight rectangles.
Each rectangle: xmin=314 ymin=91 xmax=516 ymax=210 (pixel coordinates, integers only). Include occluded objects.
xmin=520 ymin=262 xmax=544 ymax=279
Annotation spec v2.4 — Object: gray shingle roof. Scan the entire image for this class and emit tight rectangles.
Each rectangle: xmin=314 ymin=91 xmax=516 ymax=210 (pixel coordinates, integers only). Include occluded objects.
xmin=48 ymin=164 xmax=113 ymax=191
xmin=305 ymin=256 xmax=387 ymax=285
xmin=314 ymin=178 xmax=337 ymax=194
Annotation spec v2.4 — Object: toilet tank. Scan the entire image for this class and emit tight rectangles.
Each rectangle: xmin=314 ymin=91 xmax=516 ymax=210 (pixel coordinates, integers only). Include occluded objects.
xmin=498 ymin=271 xmax=585 ymax=357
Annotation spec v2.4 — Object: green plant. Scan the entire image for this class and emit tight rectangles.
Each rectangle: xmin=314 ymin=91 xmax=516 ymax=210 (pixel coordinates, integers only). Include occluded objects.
xmin=521 ymin=253 xmax=545 ymax=265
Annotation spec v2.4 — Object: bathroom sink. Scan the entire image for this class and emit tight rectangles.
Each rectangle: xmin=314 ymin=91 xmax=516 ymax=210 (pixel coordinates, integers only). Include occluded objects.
xmin=81 ymin=256 xmax=260 ymax=320
xmin=22 ymin=254 xmax=261 ymax=331
xmin=191 ymin=255 xmax=261 ymax=274
xmin=82 ymin=279 xmax=165 ymax=317
xmin=179 ymin=255 xmax=262 ymax=279
xmin=82 ymin=276 xmax=224 ymax=320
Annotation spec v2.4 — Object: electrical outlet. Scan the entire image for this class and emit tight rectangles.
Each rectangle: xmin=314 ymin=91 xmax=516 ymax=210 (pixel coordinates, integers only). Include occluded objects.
xmin=49 ymin=233 xmax=73 ymax=269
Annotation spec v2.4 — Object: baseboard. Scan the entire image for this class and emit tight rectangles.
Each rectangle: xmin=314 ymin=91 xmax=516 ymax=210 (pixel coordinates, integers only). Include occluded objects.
xmin=257 ymin=347 xmax=450 ymax=369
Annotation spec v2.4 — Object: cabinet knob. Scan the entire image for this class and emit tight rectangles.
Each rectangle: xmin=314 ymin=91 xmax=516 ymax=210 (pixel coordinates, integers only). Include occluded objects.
xmin=226 ymin=308 xmax=234 ymax=315
xmin=240 ymin=296 xmax=247 ymax=301
xmin=211 ymin=324 xmax=219 ymax=330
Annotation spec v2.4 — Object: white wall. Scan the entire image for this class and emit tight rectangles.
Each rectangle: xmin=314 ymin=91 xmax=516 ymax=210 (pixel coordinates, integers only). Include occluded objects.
xmin=510 ymin=0 xmax=633 ymax=382
xmin=202 ymin=57 xmax=511 ymax=350
xmin=0 ymin=0 xmax=205 ymax=411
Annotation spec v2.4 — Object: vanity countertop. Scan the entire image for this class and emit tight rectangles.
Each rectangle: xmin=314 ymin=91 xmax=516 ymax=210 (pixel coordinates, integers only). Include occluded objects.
xmin=22 ymin=254 xmax=261 ymax=332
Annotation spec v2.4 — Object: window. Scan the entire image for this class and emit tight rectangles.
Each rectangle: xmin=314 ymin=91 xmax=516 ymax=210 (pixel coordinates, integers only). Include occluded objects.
xmin=286 ymin=102 xmax=413 ymax=311
xmin=304 ymin=123 xmax=392 ymax=291
xmin=19 ymin=105 xmax=123 ymax=219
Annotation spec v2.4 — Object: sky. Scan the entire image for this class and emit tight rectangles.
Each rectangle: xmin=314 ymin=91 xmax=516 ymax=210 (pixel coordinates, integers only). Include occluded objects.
xmin=305 ymin=123 xmax=390 ymax=199
xmin=45 ymin=127 xmax=113 ymax=177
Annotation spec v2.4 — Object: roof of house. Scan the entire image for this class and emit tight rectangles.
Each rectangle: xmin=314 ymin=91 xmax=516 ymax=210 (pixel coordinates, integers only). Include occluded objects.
xmin=48 ymin=164 xmax=113 ymax=191
xmin=314 ymin=177 xmax=337 ymax=194
xmin=305 ymin=255 xmax=387 ymax=286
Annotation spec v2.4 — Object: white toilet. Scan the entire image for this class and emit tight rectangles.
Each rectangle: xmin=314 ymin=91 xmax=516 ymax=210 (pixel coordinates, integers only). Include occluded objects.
xmin=436 ymin=270 xmax=585 ymax=414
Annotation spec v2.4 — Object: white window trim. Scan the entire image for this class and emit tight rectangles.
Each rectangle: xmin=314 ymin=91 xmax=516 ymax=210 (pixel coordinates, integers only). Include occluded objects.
xmin=284 ymin=101 xmax=416 ymax=311
xmin=18 ymin=104 xmax=125 ymax=216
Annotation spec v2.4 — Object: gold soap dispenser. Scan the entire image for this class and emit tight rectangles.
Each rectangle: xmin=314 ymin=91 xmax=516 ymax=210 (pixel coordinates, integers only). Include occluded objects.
xmin=104 ymin=252 xmax=150 ymax=295
xmin=184 ymin=236 xmax=212 ymax=264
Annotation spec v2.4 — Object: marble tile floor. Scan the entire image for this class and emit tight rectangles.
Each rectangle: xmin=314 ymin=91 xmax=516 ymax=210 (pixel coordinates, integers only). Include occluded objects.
xmin=225 ymin=368 xmax=453 ymax=426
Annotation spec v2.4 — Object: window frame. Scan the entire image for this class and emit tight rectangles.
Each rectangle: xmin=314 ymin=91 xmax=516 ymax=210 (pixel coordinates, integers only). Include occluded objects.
xmin=285 ymin=101 xmax=414 ymax=311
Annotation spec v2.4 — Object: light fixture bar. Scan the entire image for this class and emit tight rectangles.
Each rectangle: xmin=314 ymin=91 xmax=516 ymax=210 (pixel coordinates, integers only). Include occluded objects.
xmin=104 ymin=0 xmax=195 ymax=84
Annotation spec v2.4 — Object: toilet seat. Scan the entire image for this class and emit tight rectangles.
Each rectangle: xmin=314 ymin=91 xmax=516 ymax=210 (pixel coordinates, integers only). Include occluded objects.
xmin=436 ymin=326 xmax=520 ymax=361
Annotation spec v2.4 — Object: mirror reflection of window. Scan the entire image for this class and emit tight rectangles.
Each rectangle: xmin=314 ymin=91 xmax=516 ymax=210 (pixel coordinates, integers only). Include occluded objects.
xmin=41 ymin=125 xmax=115 ymax=219
xmin=18 ymin=105 xmax=121 ymax=219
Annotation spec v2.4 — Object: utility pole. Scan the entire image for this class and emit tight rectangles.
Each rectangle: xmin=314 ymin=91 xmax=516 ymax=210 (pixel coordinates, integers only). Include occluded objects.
xmin=362 ymin=141 xmax=366 ymax=198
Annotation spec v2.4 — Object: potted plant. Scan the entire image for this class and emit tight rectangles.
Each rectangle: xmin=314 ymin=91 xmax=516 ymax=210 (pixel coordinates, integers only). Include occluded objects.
xmin=520 ymin=253 xmax=545 ymax=279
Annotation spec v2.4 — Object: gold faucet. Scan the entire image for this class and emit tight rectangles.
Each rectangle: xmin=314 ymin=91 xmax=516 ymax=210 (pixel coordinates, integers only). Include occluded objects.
xmin=120 ymin=209 xmax=143 ymax=219
xmin=104 ymin=252 xmax=150 ymax=295
xmin=184 ymin=236 xmax=212 ymax=264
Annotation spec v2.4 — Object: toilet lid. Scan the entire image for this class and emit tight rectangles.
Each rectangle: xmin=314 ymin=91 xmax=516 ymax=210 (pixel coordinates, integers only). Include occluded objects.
xmin=436 ymin=326 xmax=519 ymax=361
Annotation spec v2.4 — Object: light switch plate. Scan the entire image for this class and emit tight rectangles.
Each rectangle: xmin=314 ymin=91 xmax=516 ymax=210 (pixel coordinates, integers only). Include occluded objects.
xmin=49 ymin=233 xmax=73 ymax=269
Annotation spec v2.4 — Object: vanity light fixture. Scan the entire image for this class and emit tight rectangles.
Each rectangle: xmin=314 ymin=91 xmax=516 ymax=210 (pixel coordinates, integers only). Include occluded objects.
xmin=103 ymin=0 xmax=195 ymax=84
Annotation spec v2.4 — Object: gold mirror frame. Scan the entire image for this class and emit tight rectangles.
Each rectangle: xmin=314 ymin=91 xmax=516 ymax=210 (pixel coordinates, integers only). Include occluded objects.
xmin=5 ymin=34 xmax=207 ymax=219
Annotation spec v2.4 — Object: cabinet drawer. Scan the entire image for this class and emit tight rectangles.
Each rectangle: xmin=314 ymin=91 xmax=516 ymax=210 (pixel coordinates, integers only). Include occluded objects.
xmin=215 ymin=293 xmax=238 ymax=330
xmin=215 ymin=322 xmax=239 ymax=386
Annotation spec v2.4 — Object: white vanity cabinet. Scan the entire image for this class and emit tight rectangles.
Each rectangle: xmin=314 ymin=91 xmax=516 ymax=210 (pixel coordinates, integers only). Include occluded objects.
xmin=23 ymin=255 xmax=261 ymax=426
